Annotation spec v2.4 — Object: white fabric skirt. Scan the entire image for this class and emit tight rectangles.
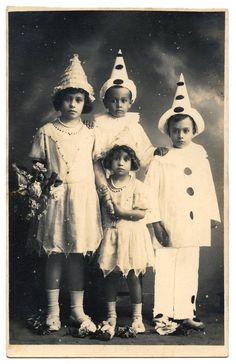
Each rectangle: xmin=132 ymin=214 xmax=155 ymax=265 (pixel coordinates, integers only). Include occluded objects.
xmin=28 ymin=181 xmax=103 ymax=255
xmin=98 ymin=220 xmax=154 ymax=277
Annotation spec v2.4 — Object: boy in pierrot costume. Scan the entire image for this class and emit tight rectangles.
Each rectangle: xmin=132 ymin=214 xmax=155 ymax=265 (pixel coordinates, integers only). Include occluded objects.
xmin=145 ymin=74 xmax=221 ymax=334
xmin=93 ymin=49 xmax=166 ymax=215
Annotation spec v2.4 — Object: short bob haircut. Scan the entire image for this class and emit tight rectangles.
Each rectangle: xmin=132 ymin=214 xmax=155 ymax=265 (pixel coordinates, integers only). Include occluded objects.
xmin=103 ymin=86 xmax=132 ymax=107
xmin=166 ymin=113 xmax=197 ymax=135
xmin=103 ymin=145 xmax=140 ymax=171
xmin=52 ymin=87 xmax=92 ymax=114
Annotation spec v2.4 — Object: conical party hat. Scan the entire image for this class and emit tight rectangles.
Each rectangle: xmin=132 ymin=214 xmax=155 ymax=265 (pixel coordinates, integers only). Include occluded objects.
xmin=158 ymin=74 xmax=205 ymax=136
xmin=100 ymin=49 xmax=137 ymax=102
xmin=53 ymin=54 xmax=95 ymax=102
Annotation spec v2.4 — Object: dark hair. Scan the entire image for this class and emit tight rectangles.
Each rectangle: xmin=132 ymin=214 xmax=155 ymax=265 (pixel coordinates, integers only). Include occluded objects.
xmin=166 ymin=114 xmax=197 ymax=135
xmin=103 ymin=145 xmax=140 ymax=171
xmin=52 ymin=87 xmax=92 ymax=114
xmin=103 ymin=86 xmax=132 ymax=107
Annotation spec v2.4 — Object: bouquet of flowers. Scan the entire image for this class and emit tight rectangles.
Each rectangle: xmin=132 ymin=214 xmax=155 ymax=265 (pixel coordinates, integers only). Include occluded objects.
xmin=12 ymin=161 xmax=63 ymax=221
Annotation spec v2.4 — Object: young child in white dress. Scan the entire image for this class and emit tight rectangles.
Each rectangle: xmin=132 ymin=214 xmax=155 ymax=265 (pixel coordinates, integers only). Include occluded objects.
xmin=97 ymin=145 xmax=154 ymax=339
xmin=145 ymin=74 xmax=221 ymax=334
xmin=93 ymin=49 xmax=166 ymax=213
xmin=28 ymin=54 xmax=102 ymax=334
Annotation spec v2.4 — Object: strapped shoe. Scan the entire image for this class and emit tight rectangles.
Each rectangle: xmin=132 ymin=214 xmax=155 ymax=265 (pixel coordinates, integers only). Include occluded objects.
xmin=69 ymin=314 xmax=97 ymax=333
xmin=153 ymin=314 xmax=179 ymax=336
xmin=92 ymin=319 xmax=116 ymax=341
xmin=131 ymin=317 xmax=145 ymax=334
xmin=46 ymin=315 xmax=61 ymax=331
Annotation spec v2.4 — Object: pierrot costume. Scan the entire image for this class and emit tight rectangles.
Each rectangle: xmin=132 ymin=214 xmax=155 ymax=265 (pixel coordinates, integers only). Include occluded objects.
xmin=145 ymin=74 xmax=220 ymax=320
xmin=94 ymin=50 xmax=155 ymax=169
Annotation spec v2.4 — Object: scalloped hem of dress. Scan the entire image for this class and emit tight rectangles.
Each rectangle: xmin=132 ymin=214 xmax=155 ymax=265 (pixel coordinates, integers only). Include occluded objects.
xmin=27 ymin=239 xmax=95 ymax=258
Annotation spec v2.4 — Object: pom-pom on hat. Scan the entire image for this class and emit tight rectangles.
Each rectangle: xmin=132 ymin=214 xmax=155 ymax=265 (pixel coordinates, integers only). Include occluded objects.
xmin=53 ymin=54 xmax=95 ymax=102
xmin=158 ymin=73 xmax=205 ymax=136
xmin=99 ymin=49 xmax=137 ymax=102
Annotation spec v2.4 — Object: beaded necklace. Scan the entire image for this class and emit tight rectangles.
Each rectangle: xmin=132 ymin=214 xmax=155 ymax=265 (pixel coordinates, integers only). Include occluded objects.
xmin=109 ymin=175 xmax=132 ymax=192
xmin=53 ymin=118 xmax=83 ymax=135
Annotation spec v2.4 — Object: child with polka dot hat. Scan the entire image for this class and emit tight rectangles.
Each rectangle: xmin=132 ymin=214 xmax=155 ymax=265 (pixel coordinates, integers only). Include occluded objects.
xmin=145 ymin=73 xmax=221 ymax=334
xmin=28 ymin=54 xmax=102 ymax=334
xmin=93 ymin=49 xmax=166 ymax=215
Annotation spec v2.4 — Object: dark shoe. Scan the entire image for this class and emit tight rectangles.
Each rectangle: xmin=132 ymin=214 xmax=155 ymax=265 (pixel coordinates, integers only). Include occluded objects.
xmin=182 ymin=317 xmax=205 ymax=330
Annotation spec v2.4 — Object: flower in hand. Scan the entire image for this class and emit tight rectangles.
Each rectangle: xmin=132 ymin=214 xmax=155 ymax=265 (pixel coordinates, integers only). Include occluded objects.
xmin=12 ymin=162 xmax=63 ymax=221
xmin=153 ymin=221 xmax=170 ymax=247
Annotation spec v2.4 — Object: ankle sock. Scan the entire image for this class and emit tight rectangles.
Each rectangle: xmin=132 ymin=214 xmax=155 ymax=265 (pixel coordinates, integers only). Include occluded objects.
xmin=46 ymin=289 xmax=60 ymax=318
xmin=107 ymin=301 xmax=117 ymax=326
xmin=132 ymin=303 xmax=142 ymax=320
xmin=70 ymin=290 xmax=87 ymax=322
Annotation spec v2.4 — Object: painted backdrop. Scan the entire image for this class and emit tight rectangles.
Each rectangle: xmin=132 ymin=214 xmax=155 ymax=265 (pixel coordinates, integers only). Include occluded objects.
xmin=8 ymin=10 xmax=225 ymax=319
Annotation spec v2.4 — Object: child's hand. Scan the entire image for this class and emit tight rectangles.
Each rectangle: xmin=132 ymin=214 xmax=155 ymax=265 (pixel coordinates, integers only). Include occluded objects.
xmin=154 ymin=147 xmax=169 ymax=157
xmin=112 ymin=202 xmax=123 ymax=217
xmin=104 ymin=199 xmax=115 ymax=216
xmin=153 ymin=222 xmax=170 ymax=247
xmin=83 ymin=119 xmax=94 ymax=129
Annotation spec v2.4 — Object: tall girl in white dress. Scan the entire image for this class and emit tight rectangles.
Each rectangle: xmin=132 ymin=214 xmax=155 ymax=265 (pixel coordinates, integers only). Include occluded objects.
xmin=28 ymin=54 xmax=102 ymax=333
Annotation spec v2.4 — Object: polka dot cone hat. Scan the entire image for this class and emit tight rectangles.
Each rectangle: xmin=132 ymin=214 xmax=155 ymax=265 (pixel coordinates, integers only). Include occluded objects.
xmin=158 ymin=73 xmax=205 ymax=136
xmin=99 ymin=49 xmax=137 ymax=102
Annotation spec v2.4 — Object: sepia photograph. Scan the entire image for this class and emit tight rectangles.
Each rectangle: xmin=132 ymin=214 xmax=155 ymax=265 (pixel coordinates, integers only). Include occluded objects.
xmin=7 ymin=6 xmax=227 ymax=357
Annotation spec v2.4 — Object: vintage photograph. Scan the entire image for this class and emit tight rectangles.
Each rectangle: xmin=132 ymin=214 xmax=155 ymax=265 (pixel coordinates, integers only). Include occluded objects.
xmin=7 ymin=8 xmax=227 ymax=357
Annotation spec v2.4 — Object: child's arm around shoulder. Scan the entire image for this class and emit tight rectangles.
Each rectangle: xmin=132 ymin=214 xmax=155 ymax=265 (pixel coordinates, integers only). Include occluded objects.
xmin=136 ymin=115 xmax=170 ymax=159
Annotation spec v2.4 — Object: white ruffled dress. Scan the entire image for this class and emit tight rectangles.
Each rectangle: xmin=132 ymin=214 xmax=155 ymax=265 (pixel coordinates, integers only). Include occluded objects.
xmin=28 ymin=119 xmax=103 ymax=256
xmin=98 ymin=176 xmax=154 ymax=277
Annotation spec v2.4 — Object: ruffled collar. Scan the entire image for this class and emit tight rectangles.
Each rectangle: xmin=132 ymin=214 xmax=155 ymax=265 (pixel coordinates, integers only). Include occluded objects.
xmin=95 ymin=112 xmax=140 ymax=125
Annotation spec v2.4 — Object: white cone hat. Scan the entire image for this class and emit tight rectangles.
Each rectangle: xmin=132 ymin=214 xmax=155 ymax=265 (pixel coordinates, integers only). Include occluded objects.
xmin=99 ymin=49 xmax=137 ymax=102
xmin=158 ymin=74 xmax=205 ymax=136
xmin=53 ymin=54 xmax=95 ymax=102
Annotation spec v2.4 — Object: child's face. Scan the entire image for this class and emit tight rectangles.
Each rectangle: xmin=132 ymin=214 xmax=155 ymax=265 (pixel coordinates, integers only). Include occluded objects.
xmin=60 ymin=92 xmax=85 ymax=120
xmin=111 ymin=150 xmax=131 ymax=176
xmin=168 ymin=116 xmax=194 ymax=148
xmin=104 ymin=87 xmax=132 ymax=118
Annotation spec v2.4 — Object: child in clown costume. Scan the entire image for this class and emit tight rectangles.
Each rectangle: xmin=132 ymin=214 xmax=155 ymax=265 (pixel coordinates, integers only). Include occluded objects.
xmin=145 ymin=74 xmax=221 ymax=334
xmin=93 ymin=49 xmax=166 ymax=214
xmin=28 ymin=54 xmax=102 ymax=334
